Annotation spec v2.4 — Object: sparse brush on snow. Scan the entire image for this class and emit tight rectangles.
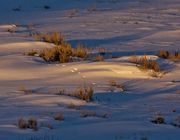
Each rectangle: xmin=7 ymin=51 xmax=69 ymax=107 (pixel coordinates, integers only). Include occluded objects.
xmin=172 ymin=116 xmax=180 ymax=128
xmin=67 ymin=103 xmax=80 ymax=109
xmin=98 ymin=48 xmax=106 ymax=56
xmin=30 ymin=33 xmax=90 ymax=63
xmin=73 ymin=86 xmax=94 ymax=102
xmin=151 ymin=115 xmax=165 ymax=124
xmin=93 ymin=55 xmax=104 ymax=62
xmin=87 ymin=4 xmax=97 ymax=13
xmin=39 ymin=43 xmax=89 ymax=63
xmin=67 ymin=9 xmax=79 ymax=18
xmin=53 ymin=113 xmax=64 ymax=121
xmin=55 ymin=85 xmax=94 ymax=102
xmin=157 ymin=50 xmax=180 ymax=62
xmin=19 ymin=85 xmax=32 ymax=94
xmin=33 ymin=32 xmax=65 ymax=45
xmin=26 ymin=49 xmax=39 ymax=56
xmin=80 ymin=110 xmax=96 ymax=117
xmin=18 ymin=118 xmax=27 ymax=129
xmin=40 ymin=43 xmax=73 ymax=63
xmin=108 ymin=80 xmax=125 ymax=92
xmin=73 ymin=44 xmax=88 ymax=59
xmin=18 ymin=117 xmax=38 ymax=131
xmin=80 ymin=110 xmax=109 ymax=118
xmin=129 ymin=55 xmax=161 ymax=72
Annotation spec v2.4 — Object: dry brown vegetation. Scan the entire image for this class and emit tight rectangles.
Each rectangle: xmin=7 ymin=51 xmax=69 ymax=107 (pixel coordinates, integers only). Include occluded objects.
xmin=129 ymin=55 xmax=161 ymax=72
xmin=73 ymin=44 xmax=88 ymax=59
xmin=40 ymin=43 xmax=73 ymax=63
xmin=26 ymin=49 xmax=38 ymax=56
xmin=18 ymin=117 xmax=38 ymax=130
xmin=80 ymin=110 xmax=96 ymax=117
xmin=157 ymin=50 xmax=180 ymax=62
xmin=80 ymin=110 xmax=109 ymax=118
xmin=34 ymin=32 xmax=65 ymax=45
xmin=108 ymin=80 xmax=125 ymax=92
xmin=39 ymin=43 xmax=89 ymax=63
xmin=151 ymin=115 xmax=165 ymax=124
xmin=19 ymin=85 xmax=32 ymax=94
xmin=74 ymin=86 xmax=94 ymax=102
xmin=30 ymin=32 xmax=90 ymax=63
xmin=53 ymin=113 xmax=64 ymax=121
xmin=67 ymin=103 xmax=80 ymax=110
xmin=94 ymin=55 xmax=104 ymax=62
xmin=57 ymin=85 xmax=94 ymax=102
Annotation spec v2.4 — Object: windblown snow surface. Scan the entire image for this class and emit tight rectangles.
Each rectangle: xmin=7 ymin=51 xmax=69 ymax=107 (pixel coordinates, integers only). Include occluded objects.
xmin=0 ymin=0 xmax=180 ymax=140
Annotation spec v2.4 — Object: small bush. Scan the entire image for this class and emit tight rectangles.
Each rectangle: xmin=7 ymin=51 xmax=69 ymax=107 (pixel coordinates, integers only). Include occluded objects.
xmin=94 ymin=55 xmax=104 ymax=62
xmin=18 ymin=118 xmax=28 ymax=129
xmin=98 ymin=48 xmax=106 ymax=56
xmin=80 ymin=110 xmax=96 ymax=118
xmin=18 ymin=117 xmax=37 ymax=130
xmin=54 ymin=113 xmax=64 ymax=121
xmin=108 ymin=80 xmax=125 ymax=92
xmin=73 ymin=44 xmax=88 ymax=59
xmin=157 ymin=50 xmax=180 ymax=62
xmin=129 ymin=55 xmax=161 ymax=72
xmin=151 ymin=116 xmax=165 ymax=124
xmin=34 ymin=32 xmax=65 ymax=45
xmin=129 ymin=55 xmax=139 ymax=64
xmin=74 ymin=86 xmax=94 ymax=102
xmin=67 ymin=9 xmax=79 ymax=18
xmin=26 ymin=49 xmax=38 ymax=56
xmin=19 ymin=85 xmax=32 ymax=94
xmin=87 ymin=4 xmax=97 ymax=13
xmin=67 ymin=103 xmax=79 ymax=109
xmin=157 ymin=50 xmax=170 ymax=59
xmin=40 ymin=43 xmax=73 ymax=63
xmin=172 ymin=116 xmax=180 ymax=128
xmin=38 ymin=43 xmax=89 ymax=63
xmin=47 ymin=124 xmax=53 ymax=129
xmin=27 ymin=118 xmax=38 ymax=130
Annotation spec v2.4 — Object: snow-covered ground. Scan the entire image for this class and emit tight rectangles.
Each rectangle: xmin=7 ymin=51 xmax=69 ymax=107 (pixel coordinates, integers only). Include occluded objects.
xmin=0 ymin=0 xmax=180 ymax=140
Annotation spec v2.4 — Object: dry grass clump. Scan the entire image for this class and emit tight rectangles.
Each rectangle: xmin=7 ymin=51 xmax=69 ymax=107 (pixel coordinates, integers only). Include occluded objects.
xmin=28 ymin=118 xmax=38 ymax=130
xmin=55 ymin=85 xmax=94 ymax=102
xmin=80 ymin=110 xmax=109 ymax=118
xmin=19 ymin=85 xmax=32 ymax=94
xmin=172 ymin=116 xmax=180 ymax=128
xmin=151 ymin=115 xmax=165 ymax=124
xmin=34 ymin=32 xmax=65 ymax=45
xmin=30 ymin=32 xmax=91 ymax=63
xmin=129 ymin=55 xmax=161 ymax=72
xmin=18 ymin=118 xmax=28 ymax=129
xmin=67 ymin=9 xmax=79 ymax=18
xmin=18 ymin=117 xmax=38 ymax=130
xmin=98 ymin=48 xmax=106 ymax=55
xmin=29 ymin=43 xmax=89 ymax=63
xmin=73 ymin=86 xmax=94 ymax=102
xmin=67 ymin=103 xmax=79 ymax=109
xmin=73 ymin=44 xmax=88 ymax=59
xmin=80 ymin=110 xmax=96 ymax=117
xmin=108 ymin=80 xmax=125 ymax=92
xmin=40 ymin=43 xmax=73 ymax=63
xmin=26 ymin=49 xmax=39 ymax=56
xmin=157 ymin=50 xmax=180 ymax=62
xmin=94 ymin=55 xmax=104 ymax=62
xmin=53 ymin=113 xmax=64 ymax=121
xmin=87 ymin=4 xmax=97 ymax=13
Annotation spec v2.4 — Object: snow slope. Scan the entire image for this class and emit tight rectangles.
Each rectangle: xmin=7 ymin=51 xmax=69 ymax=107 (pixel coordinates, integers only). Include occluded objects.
xmin=0 ymin=0 xmax=180 ymax=140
